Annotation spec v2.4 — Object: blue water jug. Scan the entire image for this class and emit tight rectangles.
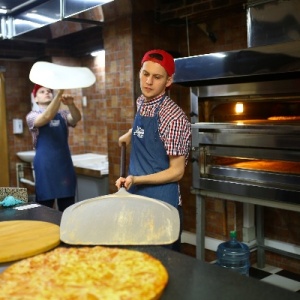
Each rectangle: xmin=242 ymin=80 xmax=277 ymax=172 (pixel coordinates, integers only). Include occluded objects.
xmin=216 ymin=230 xmax=250 ymax=276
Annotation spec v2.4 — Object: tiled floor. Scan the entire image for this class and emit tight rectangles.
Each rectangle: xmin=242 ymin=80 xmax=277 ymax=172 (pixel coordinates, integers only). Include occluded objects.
xmin=249 ymin=264 xmax=300 ymax=293
xmin=180 ymin=244 xmax=300 ymax=293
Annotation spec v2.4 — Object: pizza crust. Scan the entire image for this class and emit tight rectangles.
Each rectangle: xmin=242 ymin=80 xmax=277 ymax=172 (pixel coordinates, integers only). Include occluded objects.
xmin=0 ymin=246 xmax=168 ymax=300
xmin=268 ymin=116 xmax=300 ymax=121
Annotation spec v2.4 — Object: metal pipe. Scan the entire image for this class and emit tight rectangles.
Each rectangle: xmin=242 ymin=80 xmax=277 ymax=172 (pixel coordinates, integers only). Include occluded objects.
xmin=19 ymin=178 xmax=35 ymax=186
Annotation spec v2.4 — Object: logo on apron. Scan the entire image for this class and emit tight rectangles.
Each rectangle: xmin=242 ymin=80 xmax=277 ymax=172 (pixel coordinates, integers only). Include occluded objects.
xmin=50 ymin=120 xmax=60 ymax=127
xmin=133 ymin=126 xmax=144 ymax=139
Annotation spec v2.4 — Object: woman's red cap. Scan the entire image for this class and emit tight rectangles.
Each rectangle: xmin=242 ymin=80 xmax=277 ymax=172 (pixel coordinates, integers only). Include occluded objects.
xmin=32 ymin=84 xmax=53 ymax=97
xmin=32 ymin=84 xmax=43 ymax=97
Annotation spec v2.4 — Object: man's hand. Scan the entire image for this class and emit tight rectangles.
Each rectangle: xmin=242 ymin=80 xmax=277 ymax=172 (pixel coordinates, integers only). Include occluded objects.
xmin=115 ymin=175 xmax=134 ymax=190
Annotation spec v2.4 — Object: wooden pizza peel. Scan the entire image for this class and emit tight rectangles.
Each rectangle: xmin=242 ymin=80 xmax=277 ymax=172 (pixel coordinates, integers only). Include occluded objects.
xmin=0 ymin=221 xmax=60 ymax=263
xmin=29 ymin=61 xmax=96 ymax=89
xmin=60 ymin=144 xmax=180 ymax=246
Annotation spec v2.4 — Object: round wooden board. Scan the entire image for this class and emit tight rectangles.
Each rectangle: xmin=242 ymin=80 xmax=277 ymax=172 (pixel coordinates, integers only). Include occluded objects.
xmin=0 ymin=220 xmax=60 ymax=263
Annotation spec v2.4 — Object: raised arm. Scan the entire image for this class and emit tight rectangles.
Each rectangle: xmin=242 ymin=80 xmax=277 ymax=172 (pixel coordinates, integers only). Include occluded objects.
xmin=33 ymin=90 xmax=64 ymax=127
xmin=61 ymin=94 xmax=82 ymax=126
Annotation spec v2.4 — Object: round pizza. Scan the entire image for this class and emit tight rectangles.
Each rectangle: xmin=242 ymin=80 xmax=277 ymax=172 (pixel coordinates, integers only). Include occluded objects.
xmin=0 ymin=246 xmax=168 ymax=300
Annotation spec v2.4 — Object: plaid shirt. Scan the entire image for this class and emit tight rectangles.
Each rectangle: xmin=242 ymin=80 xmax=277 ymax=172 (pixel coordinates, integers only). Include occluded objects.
xmin=136 ymin=94 xmax=191 ymax=165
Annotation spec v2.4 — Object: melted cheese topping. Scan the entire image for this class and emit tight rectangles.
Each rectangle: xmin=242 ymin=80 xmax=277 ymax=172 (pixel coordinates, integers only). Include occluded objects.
xmin=0 ymin=246 xmax=168 ymax=300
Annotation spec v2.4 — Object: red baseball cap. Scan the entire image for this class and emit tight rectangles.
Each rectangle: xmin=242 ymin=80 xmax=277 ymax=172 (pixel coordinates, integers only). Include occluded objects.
xmin=141 ymin=49 xmax=175 ymax=76
xmin=32 ymin=84 xmax=52 ymax=97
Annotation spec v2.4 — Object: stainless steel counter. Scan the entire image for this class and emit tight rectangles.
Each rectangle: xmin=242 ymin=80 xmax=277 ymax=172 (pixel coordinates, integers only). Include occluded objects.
xmin=0 ymin=203 xmax=299 ymax=300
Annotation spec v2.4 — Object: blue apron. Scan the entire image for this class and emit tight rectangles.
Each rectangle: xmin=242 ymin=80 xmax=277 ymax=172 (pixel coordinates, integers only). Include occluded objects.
xmin=34 ymin=112 xmax=76 ymax=201
xmin=128 ymin=95 xmax=179 ymax=207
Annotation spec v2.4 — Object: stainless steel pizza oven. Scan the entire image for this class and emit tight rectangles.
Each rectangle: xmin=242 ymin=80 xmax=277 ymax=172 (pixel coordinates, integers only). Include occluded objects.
xmin=173 ymin=39 xmax=300 ymax=262
xmin=174 ymin=40 xmax=300 ymax=205
xmin=191 ymin=122 xmax=300 ymax=205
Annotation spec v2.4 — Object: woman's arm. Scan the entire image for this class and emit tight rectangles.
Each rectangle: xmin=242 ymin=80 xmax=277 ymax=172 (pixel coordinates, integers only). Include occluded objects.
xmin=61 ymin=94 xmax=81 ymax=126
xmin=33 ymin=90 xmax=64 ymax=127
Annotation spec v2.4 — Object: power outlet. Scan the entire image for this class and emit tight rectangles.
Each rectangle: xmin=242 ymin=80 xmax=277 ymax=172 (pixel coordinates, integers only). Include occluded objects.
xmin=82 ymin=96 xmax=87 ymax=107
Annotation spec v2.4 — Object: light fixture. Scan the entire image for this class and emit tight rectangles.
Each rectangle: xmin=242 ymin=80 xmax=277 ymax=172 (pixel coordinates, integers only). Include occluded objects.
xmin=235 ymin=102 xmax=244 ymax=114
xmin=91 ymin=50 xmax=104 ymax=57
xmin=25 ymin=13 xmax=57 ymax=24
xmin=73 ymin=0 xmax=114 ymax=2
xmin=14 ymin=19 xmax=42 ymax=28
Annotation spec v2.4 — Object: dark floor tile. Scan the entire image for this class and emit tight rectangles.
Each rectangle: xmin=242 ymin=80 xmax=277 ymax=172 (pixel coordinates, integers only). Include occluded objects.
xmin=249 ymin=267 xmax=271 ymax=280
xmin=276 ymin=270 xmax=300 ymax=282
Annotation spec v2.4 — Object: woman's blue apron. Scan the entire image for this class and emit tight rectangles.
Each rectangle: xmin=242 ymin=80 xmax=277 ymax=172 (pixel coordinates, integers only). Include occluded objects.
xmin=128 ymin=96 xmax=179 ymax=207
xmin=34 ymin=112 xmax=76 ymax=201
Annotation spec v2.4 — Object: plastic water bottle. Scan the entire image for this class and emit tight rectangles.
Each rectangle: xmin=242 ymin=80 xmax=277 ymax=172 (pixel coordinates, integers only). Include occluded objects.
xmin=216 ymin=230 xmax=250 ymax=276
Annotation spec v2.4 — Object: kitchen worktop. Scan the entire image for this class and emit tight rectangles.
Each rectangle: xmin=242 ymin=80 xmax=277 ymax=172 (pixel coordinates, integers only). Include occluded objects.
xmin=71 ymin=153 xmax=108 ymax=177
xmin=0 ymin=203 xmax=299 ymax=300
xmin=71 ymin=154 xmax=109 ymax=201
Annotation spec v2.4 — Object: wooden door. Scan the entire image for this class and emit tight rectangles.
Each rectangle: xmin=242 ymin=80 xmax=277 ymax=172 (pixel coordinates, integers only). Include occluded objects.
xmin=0 ymin=72 xmax=9 ymax=186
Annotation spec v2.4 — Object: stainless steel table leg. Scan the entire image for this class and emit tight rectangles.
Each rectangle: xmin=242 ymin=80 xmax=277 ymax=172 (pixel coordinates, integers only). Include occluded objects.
xmin=256 ymin=205 xmax=265 ymax=268
xmin=196 ymin=193 xmax=205 ymax=260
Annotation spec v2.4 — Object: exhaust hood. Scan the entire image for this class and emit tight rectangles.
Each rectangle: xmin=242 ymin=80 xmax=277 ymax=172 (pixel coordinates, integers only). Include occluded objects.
xmin=0 ymin=0 xmax=113 ymax=39
xmin=173 ymin=40 xmax=300 ymax=87
xmin=0 ymin=0 xmax=113 ymax=60
xmin=174 ymin=0 xmax=300 ymax=87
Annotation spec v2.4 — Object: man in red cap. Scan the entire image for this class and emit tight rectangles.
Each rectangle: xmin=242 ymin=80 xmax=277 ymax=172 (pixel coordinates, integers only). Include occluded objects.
xmin=115 ymin=49 xmax=191 ymax=251
xmin=26 ymin=85 xmax=81 ymax=211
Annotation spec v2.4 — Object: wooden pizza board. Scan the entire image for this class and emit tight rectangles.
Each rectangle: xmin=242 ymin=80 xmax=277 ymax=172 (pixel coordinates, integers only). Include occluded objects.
xmin=0 ymin=220 xmax=60 ymax=263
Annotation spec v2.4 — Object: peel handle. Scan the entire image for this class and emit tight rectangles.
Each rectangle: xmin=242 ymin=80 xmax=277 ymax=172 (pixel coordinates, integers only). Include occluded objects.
xmin=120 ymin=142 xmax=126 ymax=178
